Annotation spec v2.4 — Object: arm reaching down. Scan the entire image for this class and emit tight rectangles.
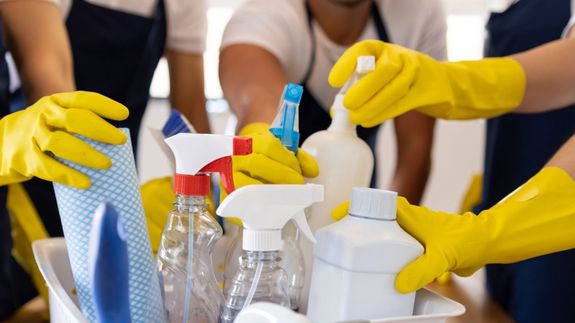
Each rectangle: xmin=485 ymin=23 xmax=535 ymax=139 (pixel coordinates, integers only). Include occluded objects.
xmin=395 ymin=133 xmax=575 ymax=293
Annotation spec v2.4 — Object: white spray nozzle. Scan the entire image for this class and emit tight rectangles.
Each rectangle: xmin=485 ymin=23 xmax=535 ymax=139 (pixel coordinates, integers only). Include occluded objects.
xmin=216 ymin=184 xmax=324 ymax=251
xmin=165 ymin=133 xmax=250 ymax=175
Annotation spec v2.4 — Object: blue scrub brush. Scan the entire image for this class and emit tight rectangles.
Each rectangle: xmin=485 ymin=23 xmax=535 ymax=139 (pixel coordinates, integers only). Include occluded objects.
xmin=88 ymin=202 xmax=131 ymax=323
xmin=269 ymin=83 xmax=303 ymax=154
xmin=149 ymin=109 xmax=197 ymax=171
xmin=162 ymin=109 xmax=195 ymax=137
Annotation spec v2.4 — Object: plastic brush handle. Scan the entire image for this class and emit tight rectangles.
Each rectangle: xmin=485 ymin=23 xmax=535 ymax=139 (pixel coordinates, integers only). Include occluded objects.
xmin=89 ymin=202 xmax=132 ymax=323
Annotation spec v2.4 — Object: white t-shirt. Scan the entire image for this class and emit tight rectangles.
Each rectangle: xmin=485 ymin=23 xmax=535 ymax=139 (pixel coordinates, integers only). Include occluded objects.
xmin=221 ymin=0 xmax=447 ymax=110
xmin=5 ymin=0 xmax=206 ymax=53
xmin=563 ymin=0 xmax=574 ymax=38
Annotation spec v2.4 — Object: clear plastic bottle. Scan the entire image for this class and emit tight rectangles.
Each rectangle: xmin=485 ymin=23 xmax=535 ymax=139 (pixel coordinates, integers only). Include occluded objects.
xmin=220 ymin=250 xmax=290 ymax=323
xmin=157 ymin=195 xmax=224 ymax=323
xmin=223 ymin=223 xmax=304 ymax=312
xmin=281 ymin=221 xmax=305 ymax=312
xmin=217 ymin=184 xmax=323 ymax=321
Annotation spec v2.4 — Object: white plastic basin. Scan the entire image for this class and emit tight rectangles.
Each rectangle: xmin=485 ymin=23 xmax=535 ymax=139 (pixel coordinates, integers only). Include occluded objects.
xmin=33 ymin=238 xmax=464 ymax=323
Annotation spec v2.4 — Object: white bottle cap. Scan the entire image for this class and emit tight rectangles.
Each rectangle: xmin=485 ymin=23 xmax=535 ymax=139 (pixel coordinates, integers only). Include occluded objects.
xmin=243 ymin=230 xmax=283 ymax=252
xmin=356 ymin=56 xmax=376 ymax=74
xmin=348 ymin=188 xmax=397 ymax=220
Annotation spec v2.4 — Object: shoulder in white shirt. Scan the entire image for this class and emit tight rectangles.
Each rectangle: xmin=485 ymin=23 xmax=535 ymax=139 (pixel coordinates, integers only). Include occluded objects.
xmin=563 ymin=0 xmax=574 ymax=38
xmin=221 ymin=0 xmax=447 ymax=111
xmin=16 ymin=0 xmax=206 ymax=53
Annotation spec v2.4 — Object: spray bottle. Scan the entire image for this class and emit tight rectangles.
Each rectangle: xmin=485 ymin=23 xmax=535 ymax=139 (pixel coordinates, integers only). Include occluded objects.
xmin=217 ymin=184 xmax=324 ymax=323
xmin=223 ymin=83 xmax=307 ymax=311
xmin=298 ymin=56 xmax=376 ymax=312
xmin=157 ymin=133 xmax=252 ymax=323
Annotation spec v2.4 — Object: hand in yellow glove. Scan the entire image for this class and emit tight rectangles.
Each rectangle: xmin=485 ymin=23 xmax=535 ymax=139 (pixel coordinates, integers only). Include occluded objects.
xmin=395 ymin=167 xmax=575 ymax=294
xmin=328 ymin=40 xmax=526 ymax=127
xmin=231 ymin=123 xmax=319 ymax=188
xmin=0 ymin=91 xmax=128 ymax=189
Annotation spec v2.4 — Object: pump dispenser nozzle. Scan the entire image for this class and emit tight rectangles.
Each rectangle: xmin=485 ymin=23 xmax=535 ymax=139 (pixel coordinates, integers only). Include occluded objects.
xmin=217 ymin=184 xmax=324 ymax=251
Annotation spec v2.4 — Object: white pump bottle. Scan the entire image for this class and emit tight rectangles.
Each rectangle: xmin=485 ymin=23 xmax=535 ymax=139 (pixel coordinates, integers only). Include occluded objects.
xmin=299 ymin=56 xmax=376 ymax=312
xmin=216 ymin=184 xmax=324 ymax=323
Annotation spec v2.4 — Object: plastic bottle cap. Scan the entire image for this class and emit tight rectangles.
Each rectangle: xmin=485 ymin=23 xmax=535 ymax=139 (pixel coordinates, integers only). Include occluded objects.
xmin=243 ymin=230 xmax=283 ymax=251
xmin=356 ymin=56 xmax=376 ymax=74
xmin=348 ymin=188 xmax=397 ymax=220
xmin=174 ymin=174 xmax=210 ymax=196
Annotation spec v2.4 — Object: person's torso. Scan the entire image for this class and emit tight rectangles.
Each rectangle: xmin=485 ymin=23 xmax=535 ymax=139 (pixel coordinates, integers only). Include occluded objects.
xmin=64 ymin=0 xmax=166 ymax=107
xmin=486 ymin=0 xmax=571 ymax=56
xmin=480 ymin=0 xmax=575 ymax=210
xmin=56 ymin=0 xmax=157 ymax=20
xmin=257 ymin=0 xmax=445 ymax=112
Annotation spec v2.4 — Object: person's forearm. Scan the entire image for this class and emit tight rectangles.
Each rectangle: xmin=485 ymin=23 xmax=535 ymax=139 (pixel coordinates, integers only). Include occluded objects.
xmin=390 ymin=153 xmax=431 ymax=204
xmin=219 ymin=45 xmax=287 ymax=130
xmin=1 ymin=1 xmax=75 ymax=102
xmin=546 ymin=133 xmax=575 ymax=179
xmin=512 ymin=37 xmax=575 ymax=114
xmin=390 ymin=112 xmax=434 ymax=204
xmin=167 ymin=50 xmax=210 ymax=133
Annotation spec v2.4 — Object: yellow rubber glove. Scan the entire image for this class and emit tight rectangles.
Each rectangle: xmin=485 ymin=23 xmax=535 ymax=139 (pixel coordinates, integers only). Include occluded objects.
xmin=141 ymin=176 xmax=215 ymax=254
xmin=329 ymin=40 xmax=526 ymax=127
xmin=0 ymin=91 xmax=128 ymax=189
xmin=395 ymin=167 xmax=575 ymax=294
xmin=231 ymin=123 xmax=319 ymax=187
xmin=331 ymin=200 xmax=350 ymax=222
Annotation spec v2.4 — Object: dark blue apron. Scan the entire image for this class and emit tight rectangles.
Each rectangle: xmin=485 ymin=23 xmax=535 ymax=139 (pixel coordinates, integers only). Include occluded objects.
xmin=66 ymin=0 xmax=167 ymax=153
xmin=20 ymin=0 xmax=168 ymax=240
xmin=0 ymin=16 xmax=38 ymax=319
xmin=480 ymin=1 xmax=575 ymax=322
xmin=299 ymin=1 xmax=388 ymax=187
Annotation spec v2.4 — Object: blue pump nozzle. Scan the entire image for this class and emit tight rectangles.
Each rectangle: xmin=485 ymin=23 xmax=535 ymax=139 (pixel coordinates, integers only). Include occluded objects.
xmin=269 ymin=83 xmax=303 ymax=154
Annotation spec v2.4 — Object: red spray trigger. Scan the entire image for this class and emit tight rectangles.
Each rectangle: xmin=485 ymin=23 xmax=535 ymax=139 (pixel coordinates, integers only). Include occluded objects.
xmin=200 ymin=137 xmax=252 ymax=194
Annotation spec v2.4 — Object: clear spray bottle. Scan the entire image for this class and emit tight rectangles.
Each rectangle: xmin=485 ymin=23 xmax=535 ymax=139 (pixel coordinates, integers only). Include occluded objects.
xmin=157 ymin=134 xmax=252 ymax=323
xmin=223 ymin=83 xmax=307 ymax=311
xmin=217 ymin=184 xmax=324 ymax=323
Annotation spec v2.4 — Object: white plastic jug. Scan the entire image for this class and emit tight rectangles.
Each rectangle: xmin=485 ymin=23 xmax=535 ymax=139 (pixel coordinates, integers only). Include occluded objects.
xmin=307 ymin=188 xmax=423 ymax=323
